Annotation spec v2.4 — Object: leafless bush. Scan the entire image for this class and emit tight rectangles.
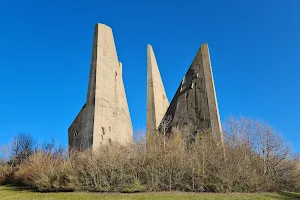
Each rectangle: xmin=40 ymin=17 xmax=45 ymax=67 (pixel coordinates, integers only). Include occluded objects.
xmin=69 ymin=145 xmax=145 ymax=192
xmin=11 ymin=133 xmax=34 ymax=166
xmin=14 ymin=151 xmax=72 ymax=191
xmin=6 ymin=116 xmax=300 ymax=192
xmin=0 ymin=164 xmax=10 ymax=185
xmin=223 ymin=116 xmax=300 ymax=192
xmin=0 ymin=145 xmax=13 ymax=185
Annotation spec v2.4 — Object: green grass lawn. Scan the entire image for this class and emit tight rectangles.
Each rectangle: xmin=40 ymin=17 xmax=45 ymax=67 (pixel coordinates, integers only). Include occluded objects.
xmin=0 ymin=185 xmax=300 ymax=200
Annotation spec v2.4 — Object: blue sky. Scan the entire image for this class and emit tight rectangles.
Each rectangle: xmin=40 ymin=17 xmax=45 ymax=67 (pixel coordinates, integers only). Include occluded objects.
xmin=0 ymin=0 xmax=299 ymax=152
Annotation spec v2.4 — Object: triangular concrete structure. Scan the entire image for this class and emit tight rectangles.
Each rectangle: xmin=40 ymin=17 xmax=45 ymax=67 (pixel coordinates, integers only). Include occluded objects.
xmin=69 ymin=23 xmax=133 ymax=150
xmin=146 ymin=44 xmax=169 ymax=137
xmin=160 ymin=43 xmax=223 ymax=141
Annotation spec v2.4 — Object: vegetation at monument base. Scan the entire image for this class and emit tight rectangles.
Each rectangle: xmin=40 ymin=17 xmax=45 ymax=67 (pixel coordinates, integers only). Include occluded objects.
xmin=0 ymin=116 xmax=299 ymax=194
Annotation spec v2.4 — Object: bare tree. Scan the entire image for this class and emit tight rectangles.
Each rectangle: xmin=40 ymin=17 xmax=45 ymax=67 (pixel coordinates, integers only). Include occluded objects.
xmin=159 ymin=115 xmax=172 ymax=150
xmin=12 ymin=133 xmax=34 ymax=165
xmin=0 ymin=145 xmax=9 ymax=165
xmin=223 ymin=116 xmax=299 ymax=191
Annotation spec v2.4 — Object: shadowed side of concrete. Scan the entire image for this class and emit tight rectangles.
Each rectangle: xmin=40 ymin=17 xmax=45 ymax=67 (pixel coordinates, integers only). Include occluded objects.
xmin=160 ymin=43 xmax=223 ymax=141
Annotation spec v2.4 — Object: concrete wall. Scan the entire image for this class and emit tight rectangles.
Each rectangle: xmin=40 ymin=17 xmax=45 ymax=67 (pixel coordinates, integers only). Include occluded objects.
xmin=68 ymin=104 xmax=92 ymax=150
xmin=160 ymin=43 xmax=223 ymax=141
xmin=146 ymin=44 xmax=169 ymax=137
xmin=69 ymin=23 xmax=133 ymax=151
xmin=91 ymin=24 xmax=133 ymax=150
xmin=201 ymin=44 xmax=223 ymax=140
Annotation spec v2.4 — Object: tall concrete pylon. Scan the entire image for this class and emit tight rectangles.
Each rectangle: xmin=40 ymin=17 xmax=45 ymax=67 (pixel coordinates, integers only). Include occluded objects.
xmin=160 ymin=43 xmax=223 ymax=141
xmin=68 ymin=23 xmax=133 ymax=150
xmin=146 ymin=44 xmax=169 ymax=139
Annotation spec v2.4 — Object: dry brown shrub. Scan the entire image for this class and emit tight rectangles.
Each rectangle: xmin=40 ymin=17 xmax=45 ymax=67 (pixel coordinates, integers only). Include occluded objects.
xmin=69 ymin=143 xmax=146 ymax=192
xmin=11 ymin=116 xmax=300 ymax=193
xmin=14 ymin=151 xmax=72 ymax=191
xmin=0 ymin=164 xmax=10 ymax=185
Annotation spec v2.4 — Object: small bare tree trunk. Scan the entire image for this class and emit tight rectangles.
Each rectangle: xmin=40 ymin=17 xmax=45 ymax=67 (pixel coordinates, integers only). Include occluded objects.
xmin=192 ymin=158 xmax=195 ymax=190
xmin=164 ymin=130 xmax=166 ymax=151
xmin=169 ymin=173 xmax=172 ymax=191
xmin=202 ymin=139 xmax=205 ymax=178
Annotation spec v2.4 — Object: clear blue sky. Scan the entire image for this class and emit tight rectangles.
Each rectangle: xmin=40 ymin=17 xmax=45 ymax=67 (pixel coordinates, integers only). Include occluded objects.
xmin=0 ymin=0 xmax=299 ymax=152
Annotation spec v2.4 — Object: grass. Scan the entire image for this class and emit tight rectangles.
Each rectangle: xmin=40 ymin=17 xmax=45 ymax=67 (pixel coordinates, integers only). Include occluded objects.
xmin=0 ymin=185 xmax=300 ymax=200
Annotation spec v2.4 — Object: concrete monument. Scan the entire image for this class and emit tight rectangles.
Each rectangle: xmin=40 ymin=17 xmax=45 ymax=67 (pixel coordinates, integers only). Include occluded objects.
xmin=146 ymin=43 xmax=223 ymax=141
xmin=68 ymin=23 xmax=133 ymax=150
xmin=146 ymin=45 xmax=169 ymax=140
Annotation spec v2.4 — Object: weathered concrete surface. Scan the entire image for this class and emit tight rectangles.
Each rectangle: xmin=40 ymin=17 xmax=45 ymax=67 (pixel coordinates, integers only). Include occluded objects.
xmin=68 ymin=104 xmax=90 ymax=149
xmin=146 ymin=44 xmax=169 ymax=138
xmin=69 ymin=23 xmax=133 ymax=150
xmin=160 ymin=43 xmax=223 ymax=141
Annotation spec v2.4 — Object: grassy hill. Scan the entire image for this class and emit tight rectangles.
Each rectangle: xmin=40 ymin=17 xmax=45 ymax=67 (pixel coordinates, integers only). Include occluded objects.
xmin=1 ymin=185 xmax=300 ymax=200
